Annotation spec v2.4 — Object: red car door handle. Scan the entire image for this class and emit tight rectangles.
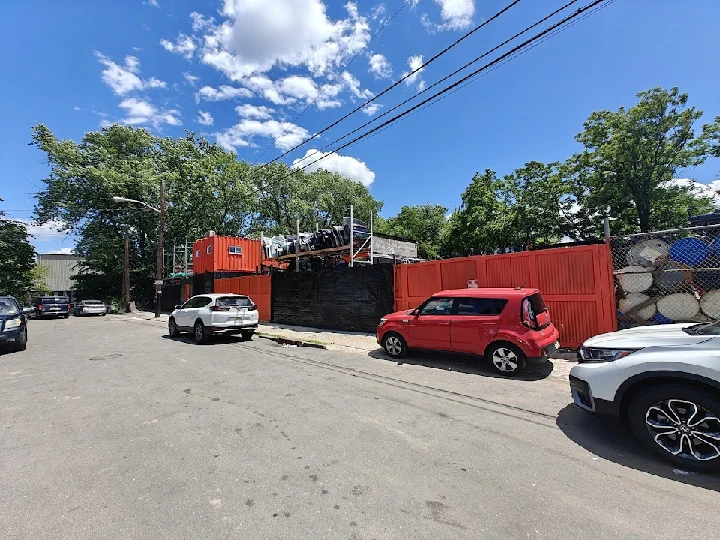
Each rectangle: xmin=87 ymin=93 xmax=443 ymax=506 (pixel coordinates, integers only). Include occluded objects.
xmin=438 ymin=321 xmax=450 ymax=325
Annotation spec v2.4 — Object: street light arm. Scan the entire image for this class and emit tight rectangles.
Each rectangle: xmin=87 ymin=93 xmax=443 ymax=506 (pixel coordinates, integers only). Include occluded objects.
xmin=111 ymin=196 xmax=160 ymax=213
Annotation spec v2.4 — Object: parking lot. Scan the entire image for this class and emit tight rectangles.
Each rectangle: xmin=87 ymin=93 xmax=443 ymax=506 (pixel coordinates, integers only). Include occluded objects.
xmin=1 ymin=316 xmax=718 ymax=539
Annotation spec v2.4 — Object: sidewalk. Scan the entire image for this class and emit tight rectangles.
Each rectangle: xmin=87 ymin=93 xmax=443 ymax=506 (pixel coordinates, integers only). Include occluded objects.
xmin=111 ymin=312 xmax=378 ymax=354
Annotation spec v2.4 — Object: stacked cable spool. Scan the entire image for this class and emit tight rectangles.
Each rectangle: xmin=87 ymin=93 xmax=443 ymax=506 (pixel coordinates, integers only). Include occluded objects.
xmin=615 ymin=235 xmax=720 ymax=324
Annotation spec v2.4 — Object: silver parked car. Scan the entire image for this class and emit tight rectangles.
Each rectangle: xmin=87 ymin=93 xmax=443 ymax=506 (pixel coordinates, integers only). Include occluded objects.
xmin=74 ymin=300 xmax=108 ymax=316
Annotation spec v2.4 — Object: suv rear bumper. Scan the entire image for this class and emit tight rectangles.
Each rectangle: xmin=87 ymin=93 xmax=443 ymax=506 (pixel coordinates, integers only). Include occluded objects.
xmin=37 ymin=310 xmax=69 ymax=317
xmin=210 ymin=323 xmax=258 ymax=334
xmin=569 ymin=374 xmax=620 ymax=416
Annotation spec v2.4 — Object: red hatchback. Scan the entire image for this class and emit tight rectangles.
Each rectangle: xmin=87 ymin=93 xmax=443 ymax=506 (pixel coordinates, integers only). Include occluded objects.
xmin=377 ymin=288 xmax=560 ymax=376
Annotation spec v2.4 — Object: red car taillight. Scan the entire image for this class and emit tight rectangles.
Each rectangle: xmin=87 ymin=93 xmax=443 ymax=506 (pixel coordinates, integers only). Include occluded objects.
xmin=37 ymin=305 xmax=42 ymax=311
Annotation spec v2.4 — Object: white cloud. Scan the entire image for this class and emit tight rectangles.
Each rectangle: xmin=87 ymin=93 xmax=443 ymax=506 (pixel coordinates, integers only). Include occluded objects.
xmin=363 ymin=103 xmax=381 ymax=116
xmin=197 ymin=111 xmax=214 ymax=126
xmin=402 ymin=54 xmax=425 ymax=90
xmin=292 ymin=148 xmax=375 ymax=186
xmin=183 ymin=72 xmax=200 ymax=86
xmin=119 ymin=98 xmax=181 ymax=128
xmin=235 ymin=104 xmax=275 ymax=119
xmin=215 ymin=119 xmax=310 ymax=152
xmin=341 ymin=71 xmax=373 ymax=99
xmin=48 ymin=247 xmax=75 ymax=255
xmin=144 ymin=0 xmax=159 ymax=6
xmin=73 ymin=106 xmax=81 ymax=111
xmin=195 ymin=1 xmax=370 ymax=80
xmin=195 ymin=85 xmax=253 ymax=103
xmin=368 ymin=53 xmax=391 ymax=79
xmin=95 ymin=52 xmax=166 ymax=95
xmin=190 ymin=11 xmax=214 ymax=32
xmin=371 ymin=5 xmax=386 ymax=23
xmin=423 ymin=0 xmax=475 ymax=31
xmin=14 ymin=219 xmax=71 ymax=242
xmin=160 ymin=34 xmax=196 ymax=59
xmin=279 ymin=75 xmax=318 ymax=101
xmin=666 ymin=178 xmax=720 ymax=207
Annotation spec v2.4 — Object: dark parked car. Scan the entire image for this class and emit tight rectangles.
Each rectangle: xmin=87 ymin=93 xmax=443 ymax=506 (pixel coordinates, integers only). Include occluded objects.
xmin=0 ymin=296 xmax=28 ymax=352
xmin=74 ymin=300 xmax=108 ymax=316
xmin=31 ymin=296 xmax=70 ymax=318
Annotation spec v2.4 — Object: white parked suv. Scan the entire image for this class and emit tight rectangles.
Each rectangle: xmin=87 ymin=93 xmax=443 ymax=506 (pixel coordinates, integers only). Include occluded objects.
xmin=570 ymin=322 xmax=720 ymax=471
xmin=169 ymin=294 xmax=259 ymax=344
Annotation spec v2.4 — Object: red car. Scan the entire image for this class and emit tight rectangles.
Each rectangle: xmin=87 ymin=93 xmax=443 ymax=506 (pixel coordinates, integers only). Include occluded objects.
xmin=377 ymin=288 xmax=560 ymax=376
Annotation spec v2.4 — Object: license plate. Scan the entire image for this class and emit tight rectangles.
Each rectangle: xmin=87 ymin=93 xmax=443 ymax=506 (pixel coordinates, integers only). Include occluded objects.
xmin=50 ymin=307 xmax=60 ymax=311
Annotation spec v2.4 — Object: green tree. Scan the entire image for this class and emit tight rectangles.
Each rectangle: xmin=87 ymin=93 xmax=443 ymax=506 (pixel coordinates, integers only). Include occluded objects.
xmin=497 ymin=161 xmax=570 ymax=247
xmin=378 ymin=204 xmax=448 ymax=259
xmin=0 ymin=202 xmax=36 ymax=299
xmin=569 ymin=87 xmax=720 ymax=233
xmin=28 ymin=265 xmax=52 ymax=295
xmin=31 ymin=124 xmax=385 ymax=305
xmin=251 ymin=164 xmax=382 ymax=235
xmin=441 ymin=170 xmax=510 ymax=257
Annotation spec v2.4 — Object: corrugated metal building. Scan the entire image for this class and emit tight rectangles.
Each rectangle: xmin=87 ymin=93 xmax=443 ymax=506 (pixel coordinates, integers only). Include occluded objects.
xmin=36 ymin=253 xmax=85 ymax=300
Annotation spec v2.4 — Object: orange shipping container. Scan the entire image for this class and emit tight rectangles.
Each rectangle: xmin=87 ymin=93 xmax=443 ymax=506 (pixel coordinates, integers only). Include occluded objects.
xmin=192 ymin=235 xmax=263 ymax=274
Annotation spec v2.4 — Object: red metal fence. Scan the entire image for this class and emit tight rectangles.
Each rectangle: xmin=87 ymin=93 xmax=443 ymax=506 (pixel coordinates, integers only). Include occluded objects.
xmin=393 ymin=244 xmax=616 ymax=348
xmin=213 ymin=275 xmax=272 ymax=322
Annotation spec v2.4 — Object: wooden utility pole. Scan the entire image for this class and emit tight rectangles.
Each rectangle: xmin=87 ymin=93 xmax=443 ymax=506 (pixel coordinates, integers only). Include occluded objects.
xmin=155 ymin=177 xmax=166 ymax=318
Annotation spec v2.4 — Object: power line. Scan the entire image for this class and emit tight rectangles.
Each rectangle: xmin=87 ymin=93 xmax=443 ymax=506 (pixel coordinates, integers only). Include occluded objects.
xmin=252 ymin=0 xmax=413 ymax=165
xmin=347 ymin=0 xmax=616 ymax=150
xmin=263 ymin=0 xmax=525 ymax=166
xmin=316 ymin=0 xmax=582 ymax=155
xmin=292 ymin=0 xmax=610 ymax=176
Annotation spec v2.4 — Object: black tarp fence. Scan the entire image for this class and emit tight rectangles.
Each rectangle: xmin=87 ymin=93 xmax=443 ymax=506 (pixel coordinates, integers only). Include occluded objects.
xmin=271 ymin=264 xmax=394 ymax=332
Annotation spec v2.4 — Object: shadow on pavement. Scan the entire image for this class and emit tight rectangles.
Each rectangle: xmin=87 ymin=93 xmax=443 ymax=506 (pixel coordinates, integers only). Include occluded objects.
xmin=367 ymin=348 xmax=554 ymax=382
xmin=556 ymin=404 xmax=720 ymax=491
xmin=161 ymin=335 xmax=249 ymax=345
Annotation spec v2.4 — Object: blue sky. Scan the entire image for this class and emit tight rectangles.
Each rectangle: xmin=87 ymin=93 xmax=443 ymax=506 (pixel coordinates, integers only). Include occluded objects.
xmin=2 ymin=0 xmax=719 ymax=254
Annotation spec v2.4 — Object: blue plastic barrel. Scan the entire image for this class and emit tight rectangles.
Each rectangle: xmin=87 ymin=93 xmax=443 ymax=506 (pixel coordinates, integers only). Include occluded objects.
xmin=669 ymin=237 xmax=708 ymax=266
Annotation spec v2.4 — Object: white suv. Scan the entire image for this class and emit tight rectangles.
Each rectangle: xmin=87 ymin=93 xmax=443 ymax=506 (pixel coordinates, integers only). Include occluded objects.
xmin=169 ymin=294 xmax=260 ymax=344
xmin=570 ymin=322 xmax=720 ymax=471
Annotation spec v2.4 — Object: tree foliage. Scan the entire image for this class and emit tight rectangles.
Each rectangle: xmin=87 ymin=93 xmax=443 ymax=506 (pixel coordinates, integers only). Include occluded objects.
xmin=0 ymin=200 xmax=36 ymax=299
xmin=377 ymin=204 xmax=448 ymax=259
xmin=569 ymin=87 xmax=719 ymax=233
xmin=30 ymin=124 xmax=382 ymax=305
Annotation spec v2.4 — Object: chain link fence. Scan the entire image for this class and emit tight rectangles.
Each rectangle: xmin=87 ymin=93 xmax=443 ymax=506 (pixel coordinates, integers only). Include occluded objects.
xmin=610 ymin=224 xmax=720 ymax=328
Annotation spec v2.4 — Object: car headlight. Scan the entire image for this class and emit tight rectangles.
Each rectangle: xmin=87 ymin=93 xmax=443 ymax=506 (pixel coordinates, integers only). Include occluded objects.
xmin=579 ymin=347 xmax=637 ymax=362
xmin=378 ymin=318 xmax=388 ymax=327
xmin=4 ymin=317 xmax=22 ymax=330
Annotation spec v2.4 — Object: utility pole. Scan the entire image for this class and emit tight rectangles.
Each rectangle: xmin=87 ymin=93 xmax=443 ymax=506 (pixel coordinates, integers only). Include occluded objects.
xmin=123 ymin=231 xmax=130 ymax=312
xmin=155 ymin=177 xmax=166 ymax=317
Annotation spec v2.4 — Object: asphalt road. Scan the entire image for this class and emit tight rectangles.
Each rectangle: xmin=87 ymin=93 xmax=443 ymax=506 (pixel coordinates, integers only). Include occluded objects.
xmin=1 ymin=316 xmax=718 ymax=539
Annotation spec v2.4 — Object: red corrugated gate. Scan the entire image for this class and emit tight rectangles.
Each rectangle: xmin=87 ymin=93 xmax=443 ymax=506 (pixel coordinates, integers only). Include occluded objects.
xmin=394 ymin=244 xmax=616 ymax=348
xmin=213 ymin=275 xmax=271 ymax=322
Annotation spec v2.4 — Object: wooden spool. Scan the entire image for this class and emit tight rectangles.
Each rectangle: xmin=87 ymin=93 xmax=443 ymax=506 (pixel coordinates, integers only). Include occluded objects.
xmin=619 ymin=293 xmax=656 ymax=320
xmin=615 ymin=266 xmax=653 ymax=293
xmin=627 ymin=239 xmax=669 ymax=269
xmin=657 ymin=293 xmax=700 ymax=321
xmin=700 ymin=289 xmax=720 ymax=319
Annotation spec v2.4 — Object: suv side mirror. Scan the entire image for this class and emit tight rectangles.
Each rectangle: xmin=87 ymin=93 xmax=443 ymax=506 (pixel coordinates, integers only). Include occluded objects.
xmin=174 ymin=305 xmax=182 ymax=310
